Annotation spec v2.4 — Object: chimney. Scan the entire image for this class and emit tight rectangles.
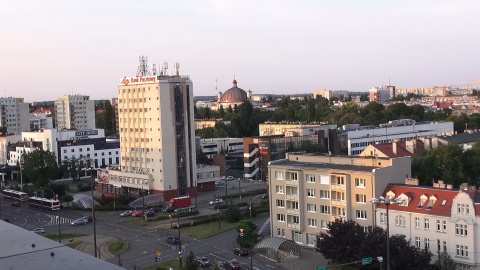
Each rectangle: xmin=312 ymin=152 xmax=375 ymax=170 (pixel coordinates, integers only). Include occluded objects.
xmin=392 ymin=141 xmax=397 ymax=155
xmin=446 ymin=184 xmax=453 ymax=189
xmin=405 ymin=140 xmax=416 ymax=154
xmin=405 ymin=178 xmax=419 ymax=186
xmin=431 ymin=137 xmax=438 ymax=148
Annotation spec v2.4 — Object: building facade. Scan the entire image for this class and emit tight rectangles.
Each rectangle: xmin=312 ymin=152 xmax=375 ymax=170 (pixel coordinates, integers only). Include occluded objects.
xmin=268 ymin=153 xmax=411 ymax=247
xmin=102 ymin=74 xmax=197 ymax=201
xmin=30 ymin=113 xmax=53 ymax=130
xmin=54 ymin=95 xmax=95 ymax=130
xmin=313 ymin=89 xmax=349 ymax=100
xmin=369 ymin=86 xmax=392 ymax=103
xmin=0 ymin=97 xmax=30 ymax=135
xmin=374 ymin=180 xmax=480 ymax=270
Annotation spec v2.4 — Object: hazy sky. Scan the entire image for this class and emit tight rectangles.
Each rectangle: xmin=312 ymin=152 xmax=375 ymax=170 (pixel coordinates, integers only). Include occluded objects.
xmin=1 ymin=0 xmax=479 ymax=102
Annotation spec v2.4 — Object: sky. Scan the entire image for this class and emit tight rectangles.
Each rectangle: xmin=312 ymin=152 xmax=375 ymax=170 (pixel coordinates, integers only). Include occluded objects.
xmin=1 ymin=0 xmax=479 ymax=102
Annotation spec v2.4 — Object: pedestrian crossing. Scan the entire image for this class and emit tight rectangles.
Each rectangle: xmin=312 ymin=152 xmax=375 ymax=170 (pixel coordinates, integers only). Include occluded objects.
xmin=45 ymin=214 xmax=75 ymax=226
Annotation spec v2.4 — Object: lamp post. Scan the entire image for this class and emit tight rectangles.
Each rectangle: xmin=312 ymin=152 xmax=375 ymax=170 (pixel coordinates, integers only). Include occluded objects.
xmin=217 ymin=208 xmax=221 ymax=230
xmin=43 ymin=187 xmax=61 ymax=243
xmin=249 ymin=194 xmax=264 ymax=220
xmin=370 ymin=196 xmax=404 ymax=270
xmin=82 ymin=168 xmax=98 ymax=258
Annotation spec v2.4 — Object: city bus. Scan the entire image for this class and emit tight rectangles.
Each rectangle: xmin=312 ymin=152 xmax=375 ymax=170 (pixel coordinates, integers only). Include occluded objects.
xmin=2 ymin=189 xmax=29 ymax=202
xmin=28 ymin=196 xmax=60 ymax=211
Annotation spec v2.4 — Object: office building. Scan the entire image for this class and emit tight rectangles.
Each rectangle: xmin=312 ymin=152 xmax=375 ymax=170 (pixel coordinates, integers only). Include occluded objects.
xmin=0 ymin=97 xmax=30 ymax=134
xmin=268 ymin=152 xmax=411 ymax=247
xmin=54 ymin=95 xmax=95 ymax=130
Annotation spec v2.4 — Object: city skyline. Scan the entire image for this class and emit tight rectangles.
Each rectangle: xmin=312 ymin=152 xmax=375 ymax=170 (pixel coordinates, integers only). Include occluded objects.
xmin=1 ymin=0 xmax=479 ymax=102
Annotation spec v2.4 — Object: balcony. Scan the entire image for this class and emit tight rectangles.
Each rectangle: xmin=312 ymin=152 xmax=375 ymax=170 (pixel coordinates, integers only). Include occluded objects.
xmin=286 ymin=208 xmax=300 ymax=215
xmin=286 ymin=194 xmax=299 ymax=201
xmin=331 ymin=200 xmax=346 ymax=207
xmin=287 ymin=223 xmax=300 ymax=229
xmin=330 ymin=216 xmax=346 ymax=222
xmin=285 ymin=180 xmax=298 ymax=186
xmin=331 ymin=184 xmax=346 ymax=191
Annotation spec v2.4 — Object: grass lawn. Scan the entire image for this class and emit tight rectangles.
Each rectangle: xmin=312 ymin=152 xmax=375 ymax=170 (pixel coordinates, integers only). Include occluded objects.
xmin=162 ymin=220 xmax=241 ymax=239
xmin=44 ymin=233 xmax=86 ymax=241
xmin=108 ymin=239 xmax=126 ymax=254
xmin=66 ymin=241 xmax=82 ymax=249
xmin=146 ymin=259 xmax=181 ymax=270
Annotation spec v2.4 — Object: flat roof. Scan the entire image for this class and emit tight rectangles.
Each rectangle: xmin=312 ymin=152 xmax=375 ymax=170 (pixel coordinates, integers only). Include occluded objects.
xmin=269 ymin=159 xmax=378 ymax=172
xmin=0 ymin=221 xmax=123 ymax=270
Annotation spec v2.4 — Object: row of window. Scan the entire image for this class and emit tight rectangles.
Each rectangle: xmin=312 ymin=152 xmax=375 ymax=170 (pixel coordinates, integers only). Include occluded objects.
xmin=385 ymin=216 xmax=468 ymax=237
xmin=275 ymin=172 xmax=366 ymax=187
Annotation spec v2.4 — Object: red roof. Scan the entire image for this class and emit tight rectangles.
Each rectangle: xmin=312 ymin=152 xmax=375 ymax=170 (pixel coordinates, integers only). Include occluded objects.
xmin=369 ymin=140 xmax=425 ymax=158
xmin=432 ymin=101 xmax=453 ymax=109
xmin=376 ymin=184 xmax=480 ymax=217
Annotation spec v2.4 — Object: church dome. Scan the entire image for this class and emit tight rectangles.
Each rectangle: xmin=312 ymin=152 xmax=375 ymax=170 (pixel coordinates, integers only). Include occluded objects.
xmin=219 ymin=79 xmax=247 ymax=103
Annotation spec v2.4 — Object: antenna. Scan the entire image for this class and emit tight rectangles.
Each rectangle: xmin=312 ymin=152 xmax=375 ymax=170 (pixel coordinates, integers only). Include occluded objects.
xmin=215 ymin=78 xmax=218 ymax=93
xmin=175 ymin=62 xmax=180 ymax=76
xmin=136 ymin=55 xmax=150 ymax=77
xmin=163 ymin=61 xmax=168 ymax=75
xmin=152 ymin=64 xmax=157 ymax=76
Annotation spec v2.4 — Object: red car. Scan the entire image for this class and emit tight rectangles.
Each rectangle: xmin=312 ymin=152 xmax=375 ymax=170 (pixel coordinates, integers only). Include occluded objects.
xmin=233 ymin=248 xmax=249 ymax=256
xmin=131 ymin=211 xmax=144 ymax=217
xmin=223 ymin=260 xmax=242 ymax=269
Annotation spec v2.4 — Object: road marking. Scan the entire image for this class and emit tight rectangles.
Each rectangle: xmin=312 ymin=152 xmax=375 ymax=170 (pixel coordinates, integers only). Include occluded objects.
xmin=45 ymin=214 xmax=74 ymax=226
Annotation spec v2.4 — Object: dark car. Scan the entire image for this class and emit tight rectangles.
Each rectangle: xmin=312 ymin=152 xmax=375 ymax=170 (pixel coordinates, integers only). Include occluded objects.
xmin=196 ymin=256 xmax=210 ymax=267
xmin=144 ymin=211 xmax=156 ymax=217
xmin=223 ymin=260 xmax=242 ymax=269
xmin=11 ymin=202 xmax=21 ymax=207
xmin=81 ymin=216 xmax=93 ymax=222
xmin=167 ymin=236 xmax=180 ymax=244
xmin=149 ymin=207 xmax=162 ymax=213
xmin=233 ymin=248 xmax=249 ymax=256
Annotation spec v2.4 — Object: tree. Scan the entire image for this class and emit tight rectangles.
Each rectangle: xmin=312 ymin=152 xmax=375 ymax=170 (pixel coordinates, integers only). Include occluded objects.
xmin=225 ymin=201 xmax=241 ymax=222
xmin=61 ymin=156 xmax=93 ymax=182
xmin=184 ymin=251 xmax=199 ymax=270
xmin=436 ymin=251 xmax=456 ymax=270
xmin=61 ymin=194 xmax=74 ymax=208
xmin=21 ymin=149 xmax=59 ymax=187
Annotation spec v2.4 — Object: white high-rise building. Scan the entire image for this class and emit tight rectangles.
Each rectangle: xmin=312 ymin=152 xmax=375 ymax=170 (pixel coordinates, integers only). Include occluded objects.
xmin=54 ymin=95 xmax=95 ymax=130
xmin=0 ymin=97 xmax=30 ymax=134
xmin=102 ymin=73 xmax=197 ymax=201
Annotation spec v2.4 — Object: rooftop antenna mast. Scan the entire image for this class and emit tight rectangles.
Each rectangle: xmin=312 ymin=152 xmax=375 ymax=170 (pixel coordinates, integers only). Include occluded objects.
xmin=162 ymin=61 xmax=168 ymax=76
xmin=175 ymin=62 xmax=180 ymax=76
xmin=215 ymin=78 xmax=218 ymax=93
xmin=136 ymin=55 xmax=150 ymax=77
xmin=152 ymin=64 xmax=157 ymax=76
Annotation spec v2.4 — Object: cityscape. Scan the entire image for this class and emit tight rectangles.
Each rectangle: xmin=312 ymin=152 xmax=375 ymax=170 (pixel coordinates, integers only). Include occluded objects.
xmin=1 ymin=1 xmax=480 ymax=270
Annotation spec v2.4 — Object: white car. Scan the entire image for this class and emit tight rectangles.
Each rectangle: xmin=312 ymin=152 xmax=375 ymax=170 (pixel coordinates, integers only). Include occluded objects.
xmin=209 ymin=198 xmax=224 ymax=205
xmin=227 ymin=176 xmax=234 ymax=181
xmin=32 ymin=228 xmax=45 ymax=234
xmin=120 ymin=210 xmax=133 ymax=217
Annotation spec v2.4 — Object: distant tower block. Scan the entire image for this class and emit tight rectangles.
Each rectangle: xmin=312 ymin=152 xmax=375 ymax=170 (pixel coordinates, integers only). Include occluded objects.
xmin=136 ymin=55 xmax=150 ymax=77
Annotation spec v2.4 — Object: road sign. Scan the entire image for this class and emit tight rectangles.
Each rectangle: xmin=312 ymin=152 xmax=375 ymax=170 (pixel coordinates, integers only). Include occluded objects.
xmin=181 ymin=244 xmax=187 ymax=250
xmin=156 ymin=252 xmax=161 ymax=257
xmin=362 ymin=257 xmax=372 ymax=265
xmin=239 ymin=228 xmax=244 ymax=233
xmin=239 ymin=233 xmax=244 ymax=237
xmin=315 ymin=266 xmax=327 ymax=270
xmin=155 ymin=256 xmax=162 ymax=262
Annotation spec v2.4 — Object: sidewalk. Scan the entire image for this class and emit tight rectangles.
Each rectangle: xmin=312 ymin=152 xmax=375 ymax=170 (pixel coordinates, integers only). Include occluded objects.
xmin=69 ymin=234 xmax=120 ymax=261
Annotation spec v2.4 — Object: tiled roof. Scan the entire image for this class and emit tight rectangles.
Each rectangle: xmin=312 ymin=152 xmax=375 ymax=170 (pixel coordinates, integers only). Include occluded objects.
xmin=376 ymin=184 xmax=479 ymax=217
xmin=369 ymin=140 xmax=425 ymax=158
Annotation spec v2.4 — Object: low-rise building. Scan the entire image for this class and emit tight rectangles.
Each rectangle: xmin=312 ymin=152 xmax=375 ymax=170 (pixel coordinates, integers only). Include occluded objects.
xmin=268 ymin=152 xmax=411 ymax=247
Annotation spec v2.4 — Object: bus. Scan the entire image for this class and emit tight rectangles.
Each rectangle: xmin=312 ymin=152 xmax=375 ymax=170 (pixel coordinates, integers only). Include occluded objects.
xmin=2 ymin=189 xmax=29 ymax=202
xmin=28 ymin=196 xmax=60 ymax=211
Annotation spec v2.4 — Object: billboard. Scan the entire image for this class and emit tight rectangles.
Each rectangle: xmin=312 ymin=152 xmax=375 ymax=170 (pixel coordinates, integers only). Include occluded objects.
xmin=97 ymin=169 xmax=110 ymax=184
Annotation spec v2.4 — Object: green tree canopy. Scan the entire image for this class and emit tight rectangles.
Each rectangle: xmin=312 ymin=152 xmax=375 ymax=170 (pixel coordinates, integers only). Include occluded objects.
xmin=21 ymin=149 xmax=59 ymax=187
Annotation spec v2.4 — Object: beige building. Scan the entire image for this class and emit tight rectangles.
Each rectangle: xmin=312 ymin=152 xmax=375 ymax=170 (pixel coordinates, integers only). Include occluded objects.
xmin=54 ymin=95 xmax=95 ymax=130
xmin=375 ymin=180 xmax=480 ymax=270
xmin=313 ymin=89 xmax=348 ymax=100
xmin=194 ymin=119 xmax=231 ymax=130
xmin=268 ymin=153 xmax=411 ymax=247
xmin=102 ymin=74 xmax=197 ymax=201
xmin=259 ymin=123 xmax=336 ymax=137
xmin=0 ymin=97 xmax=30 ymax=135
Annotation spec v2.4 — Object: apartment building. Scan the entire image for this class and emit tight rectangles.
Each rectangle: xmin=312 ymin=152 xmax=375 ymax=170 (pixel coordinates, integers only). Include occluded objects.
xmin=0 ymin=97 xmax=30 ymax=135
xmin=54 ymin=95 xmax=95 ymax=130
xmin=313 ymin=89 xmax=349 ymax=100
xmin=30 ymin=112 xmax=53 ymax=130
xmin=369 ymin=85 xmax=394 ymax=103
xmin=374 ymin=179 xmax=480 ymax=270
xmin=268 ymin=152 xmax=411 ymax=247
xmin=102 ymin=73 xmax=197 ymax=201
xmin=259 ymin=123 xmax=336 ymax=137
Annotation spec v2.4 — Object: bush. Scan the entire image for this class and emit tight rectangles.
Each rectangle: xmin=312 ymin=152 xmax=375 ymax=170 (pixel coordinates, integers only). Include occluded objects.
xmin=237 ymin=202 xmax=248 ymax=207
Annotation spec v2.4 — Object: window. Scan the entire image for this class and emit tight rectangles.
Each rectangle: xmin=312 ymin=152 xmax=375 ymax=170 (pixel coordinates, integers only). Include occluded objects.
xmin=320 ymin=175 xmax=329 ymax=185
xmin=415 ymin=237 xmax=421 ymax=248
xmin=456 ymin=224 xmax=468 ymax=237
xmin=308 ymin=218 xmax=317 ymax=227
xmin=356 ymin=210 xmax=367 ymax=220
xmin=307 ymin=203 xmax=316 ymax=212
xmin=355 ymin=194 xmax=366 ymax=203
xmin=289 ymin=172 xmax=298 ymax=181
xmin=290 ymin=201 xmax=299 ymax=210
xmin=321 ymin=220 xmax=329 ymax=229
xmin=443 ymin=241 xmax=447 ymax=252
xmin=292 ymin=216 xmax=300 ymax=224
xmin=307 ymin=189 xmax=316 ymax=198
xmin=275 ymin=171 xmax=284 ymax=180
xmin=443 ymin=221 xmax=447 ymax=232
xmin=335 ymin=176 xmax=345 ymax=185
xmin=277 ymin=214 xmax=285 ymax=222
xmin=395 ymin=215 xmax=406 ymax=227
xmin=436 ymin=220 xmax=441 ymax=232
xmin=424 ymin=218 xmax=430 ymax=230
xmin=355 ymin=178 xmax=366 ymax=187
xmin=306 ymin=234 xmax=316 ymax=246
xmin=457 ymin=204 xmax=470 ymax=215
xmin=380 ymin=213 xmax=387 ymax=224
xmin=276 ymin=186 xmax=284 ymax=194
xmin=320 ymin=205 xmax=330 ymax=214
xmin=276 ymin=200 xmax=285 ymax=208
xmin=293 ymin=231 xmax=303 ymax=243
xmin=415 ymin=217 xmax=420 ymax=229
xmin=456 ymin=245 xmax=469 ymax=258
xmin=306 ymin=174 xmax=315 ymax=183
xmin=320 ymin=190 xmax=330 ymax=199
xmin=425 ymin=238 xmax=430 ymax=250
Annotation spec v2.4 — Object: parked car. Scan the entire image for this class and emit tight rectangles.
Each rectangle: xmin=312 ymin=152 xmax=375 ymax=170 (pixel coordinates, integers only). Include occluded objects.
xmin=11 ymin=202 xmax=21 ymax=207
xmin=70 ymin=218 xmax=88 ymax=226
xmin=149 ymin=207 xmax=162 ymax=213
xmin=167 ymin=236 xmax=180 ymax=244
xmin=120 ymin=210 xmax=133 ymax=217
xmin=144 ymin=211 xmax=156 ymax=217
xmin=233 ymin=248 xmax=249 ymax=256
xmin=209 ymin=198 xmax=224 ymax=205
xmin=32 ymin=228 xmax=45 ymax=234
xmin=131 ymin=211 xmax=144 ymax=217
xmin=196 ymin=256 xmax=210 ymax=267
xmin=227 ymin=176 xmax=234 ymax=181
xmin=81 ymin=216 xmax=93 ymax=222
xmin=223 ymin=260 xmax=242 ymax=269
xmin=215 ymin=181 xmax=224 ymax=186
xmin=220 ymin=176 xmax=226 ymax=180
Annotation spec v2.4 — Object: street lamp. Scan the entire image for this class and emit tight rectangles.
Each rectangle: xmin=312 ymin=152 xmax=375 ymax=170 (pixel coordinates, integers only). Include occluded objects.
xmin=249 ymin=194 xmax=264 ymax=220
xmin=370 ymin=196 xmax=404 ymax=270
xmin=43 ymin=187 xmax=61 ymax=243
xmin=82 ymin=167 xmax=98 ymax=258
